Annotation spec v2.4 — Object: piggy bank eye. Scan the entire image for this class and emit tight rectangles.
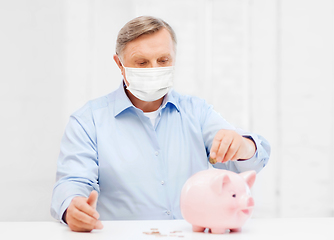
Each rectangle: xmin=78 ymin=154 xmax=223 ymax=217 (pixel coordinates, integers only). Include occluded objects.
xmin=232 ymin=194 xmax=236 ymax=198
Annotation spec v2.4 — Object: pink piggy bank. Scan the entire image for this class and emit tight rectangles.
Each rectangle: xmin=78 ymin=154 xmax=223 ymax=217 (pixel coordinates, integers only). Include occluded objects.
xmin=180 ymin=169 xmax=256 ymax=234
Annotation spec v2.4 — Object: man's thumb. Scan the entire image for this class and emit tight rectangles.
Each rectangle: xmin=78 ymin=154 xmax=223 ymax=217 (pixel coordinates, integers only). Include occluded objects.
xmin=87 ymin=190 xmax=98 ymax=209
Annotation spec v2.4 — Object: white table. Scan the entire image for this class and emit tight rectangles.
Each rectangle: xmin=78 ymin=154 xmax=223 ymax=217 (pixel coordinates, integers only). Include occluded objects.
xmin=0 ymin=218 xmax=333 ymax=240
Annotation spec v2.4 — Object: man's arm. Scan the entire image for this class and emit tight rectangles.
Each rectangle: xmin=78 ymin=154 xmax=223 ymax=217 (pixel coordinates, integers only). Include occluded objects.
xmin=50 ymin=110 xmax=102 ymax=231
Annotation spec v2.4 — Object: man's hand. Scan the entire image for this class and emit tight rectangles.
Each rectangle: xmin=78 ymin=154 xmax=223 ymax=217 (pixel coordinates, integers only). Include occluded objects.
xmin=210 ymin=129 xmax=256 ymax=163
xmin=64 ymin=190 xmax=103 ymax=232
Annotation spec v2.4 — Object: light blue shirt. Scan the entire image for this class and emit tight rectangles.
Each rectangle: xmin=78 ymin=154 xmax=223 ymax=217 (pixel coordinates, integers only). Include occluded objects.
xmin=51 ymin=82 xmax=270 ymax=222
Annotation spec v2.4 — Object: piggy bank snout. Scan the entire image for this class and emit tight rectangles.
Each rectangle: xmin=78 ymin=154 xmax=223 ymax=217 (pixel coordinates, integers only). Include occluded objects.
xmin=239 ymin=196 xmax=254 ymax=215
xmin=246 ymin=196 xmax=254 ymax=208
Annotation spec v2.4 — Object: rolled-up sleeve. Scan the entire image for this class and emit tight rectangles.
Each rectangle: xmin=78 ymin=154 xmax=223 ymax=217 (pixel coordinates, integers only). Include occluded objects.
xmin=50 ymin=109 xmax=100 ymax=222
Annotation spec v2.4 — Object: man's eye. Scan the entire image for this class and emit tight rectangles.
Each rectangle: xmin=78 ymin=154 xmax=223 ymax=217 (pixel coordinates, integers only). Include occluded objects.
xmin=232 ymin=194 xmax=236 ymax=198
xmin=159 ymin=59 xmax=168 ymax=63
xmin=138 ymin=62 xmax=147 ymax=65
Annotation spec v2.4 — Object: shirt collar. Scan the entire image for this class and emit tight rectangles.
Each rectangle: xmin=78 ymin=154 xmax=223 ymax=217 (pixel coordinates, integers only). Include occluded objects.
xmin=114 ymin=81 xmax=134 ymax=117
xmin=161 ymin=89 xmax=180 ymax=112
xmin=114 ymin=80 xmax=180 ymax=117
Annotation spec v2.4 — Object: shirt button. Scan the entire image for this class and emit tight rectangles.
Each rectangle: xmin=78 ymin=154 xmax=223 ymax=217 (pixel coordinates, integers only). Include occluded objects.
xmin=161 ymin=180 xmax=165 ymax=185
xmin=166 ymin=210 xmax=171 ymax=215
xmin=155 ymin=151 xmax=159 ymax=156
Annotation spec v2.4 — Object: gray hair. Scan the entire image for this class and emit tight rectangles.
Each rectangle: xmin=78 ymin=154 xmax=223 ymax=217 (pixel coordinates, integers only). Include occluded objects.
xmin=116 ymin=16 xmax=177 ymax=58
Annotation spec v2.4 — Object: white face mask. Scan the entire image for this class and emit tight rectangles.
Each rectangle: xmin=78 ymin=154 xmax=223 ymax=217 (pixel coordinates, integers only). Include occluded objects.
xmin=121 ymin=62 xmax=175 ymax=102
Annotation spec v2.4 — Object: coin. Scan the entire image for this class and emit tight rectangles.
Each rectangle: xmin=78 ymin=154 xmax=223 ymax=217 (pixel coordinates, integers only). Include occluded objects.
xmin=209 ymin=157 xmax=217 ymax=164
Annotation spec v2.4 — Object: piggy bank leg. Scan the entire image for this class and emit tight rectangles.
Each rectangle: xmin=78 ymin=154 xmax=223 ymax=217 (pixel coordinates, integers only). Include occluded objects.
xmin=192 ymin=225 xmax=205 ymax=232
xmin=210 ymin=228 xmax=227 ymax=234
xmin=230 ymin=228 xmax=242 ymax=233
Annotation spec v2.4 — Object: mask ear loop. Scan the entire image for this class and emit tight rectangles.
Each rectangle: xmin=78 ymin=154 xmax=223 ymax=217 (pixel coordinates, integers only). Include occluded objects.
xmin=117 ymin=56 xmax=128 ymax=87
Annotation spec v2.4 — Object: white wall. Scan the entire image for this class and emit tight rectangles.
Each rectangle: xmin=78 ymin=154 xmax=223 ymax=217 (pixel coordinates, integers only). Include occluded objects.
xmin=0 ymin=0 xmax=65 ymax=221
xmin=0 ymin=0 xmax=333 ymax=221
xmin=279 ymin=0 xmax=333 ymax=217
xmin=250 ymin=0 xmax=334 ymax=218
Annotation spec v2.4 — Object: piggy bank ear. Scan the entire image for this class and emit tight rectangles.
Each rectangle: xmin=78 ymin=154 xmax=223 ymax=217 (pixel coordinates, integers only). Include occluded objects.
xmin=210 ymin=173 xmax=231 ymax=195
xmin=239 ymin=171 xmax=256 ymax=189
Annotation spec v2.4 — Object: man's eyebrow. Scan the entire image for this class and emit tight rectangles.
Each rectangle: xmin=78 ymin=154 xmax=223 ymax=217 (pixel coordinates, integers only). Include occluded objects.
xmin=131 ymin=53 xmax=172 ymax=59
xmin=131 ymin=53 xmax=146 ymax=58
xmin=158 ymin=54 xmax=172 ymax=58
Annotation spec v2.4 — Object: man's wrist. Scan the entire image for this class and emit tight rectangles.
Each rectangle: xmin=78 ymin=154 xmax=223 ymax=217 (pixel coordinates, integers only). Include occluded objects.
xmin=239 ymin=137 xmax=256 ymax=161
xmin=62 ymin=209 xmax=68 ymax=224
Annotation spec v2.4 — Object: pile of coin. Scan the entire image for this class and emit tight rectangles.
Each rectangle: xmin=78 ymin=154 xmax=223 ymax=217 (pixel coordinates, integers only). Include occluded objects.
xmin=143 ymin=228 xmax=184 ymax=237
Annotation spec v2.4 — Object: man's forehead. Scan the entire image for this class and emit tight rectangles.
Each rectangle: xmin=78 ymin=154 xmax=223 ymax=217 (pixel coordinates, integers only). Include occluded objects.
xmin=122 ymin=28 xmax=175 ymax=60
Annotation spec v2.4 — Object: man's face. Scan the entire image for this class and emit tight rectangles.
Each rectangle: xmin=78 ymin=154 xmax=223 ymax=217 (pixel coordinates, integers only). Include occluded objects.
xmin=115 ymin=28 xmax=176 ymax=85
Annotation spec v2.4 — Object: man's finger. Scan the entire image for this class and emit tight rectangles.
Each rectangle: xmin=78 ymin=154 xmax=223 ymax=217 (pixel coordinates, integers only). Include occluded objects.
xmin=223 ymin=138 xmax=240 ymax=163
xmin=71 ymin=218 xmax=96 ymax=232
xmin=68 ymin=218 xmax=95 ymax=232
xmin=230 ymin=147 xmax=241 ymax=161
xmin=87 ymin=190 xmax=98 ymax=209
xmin=73 ymin=198 xmax=99 ymax=219
xmin=210 ymin=132 xmax=225 ymax=159
xmin=95 ymin=220 xmax=104 ymax=230
xmin=71 ymin=207 xmax=98 ymax=226
xmin=216 ymin=136 xmax=233 ymax=163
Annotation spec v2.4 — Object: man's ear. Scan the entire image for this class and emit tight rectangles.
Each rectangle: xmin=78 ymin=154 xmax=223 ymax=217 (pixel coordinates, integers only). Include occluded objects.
xmin=113 ymin=54 xmax=123 ymax=70
xmin=113 ymin=54 xmax=129 ymax=86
